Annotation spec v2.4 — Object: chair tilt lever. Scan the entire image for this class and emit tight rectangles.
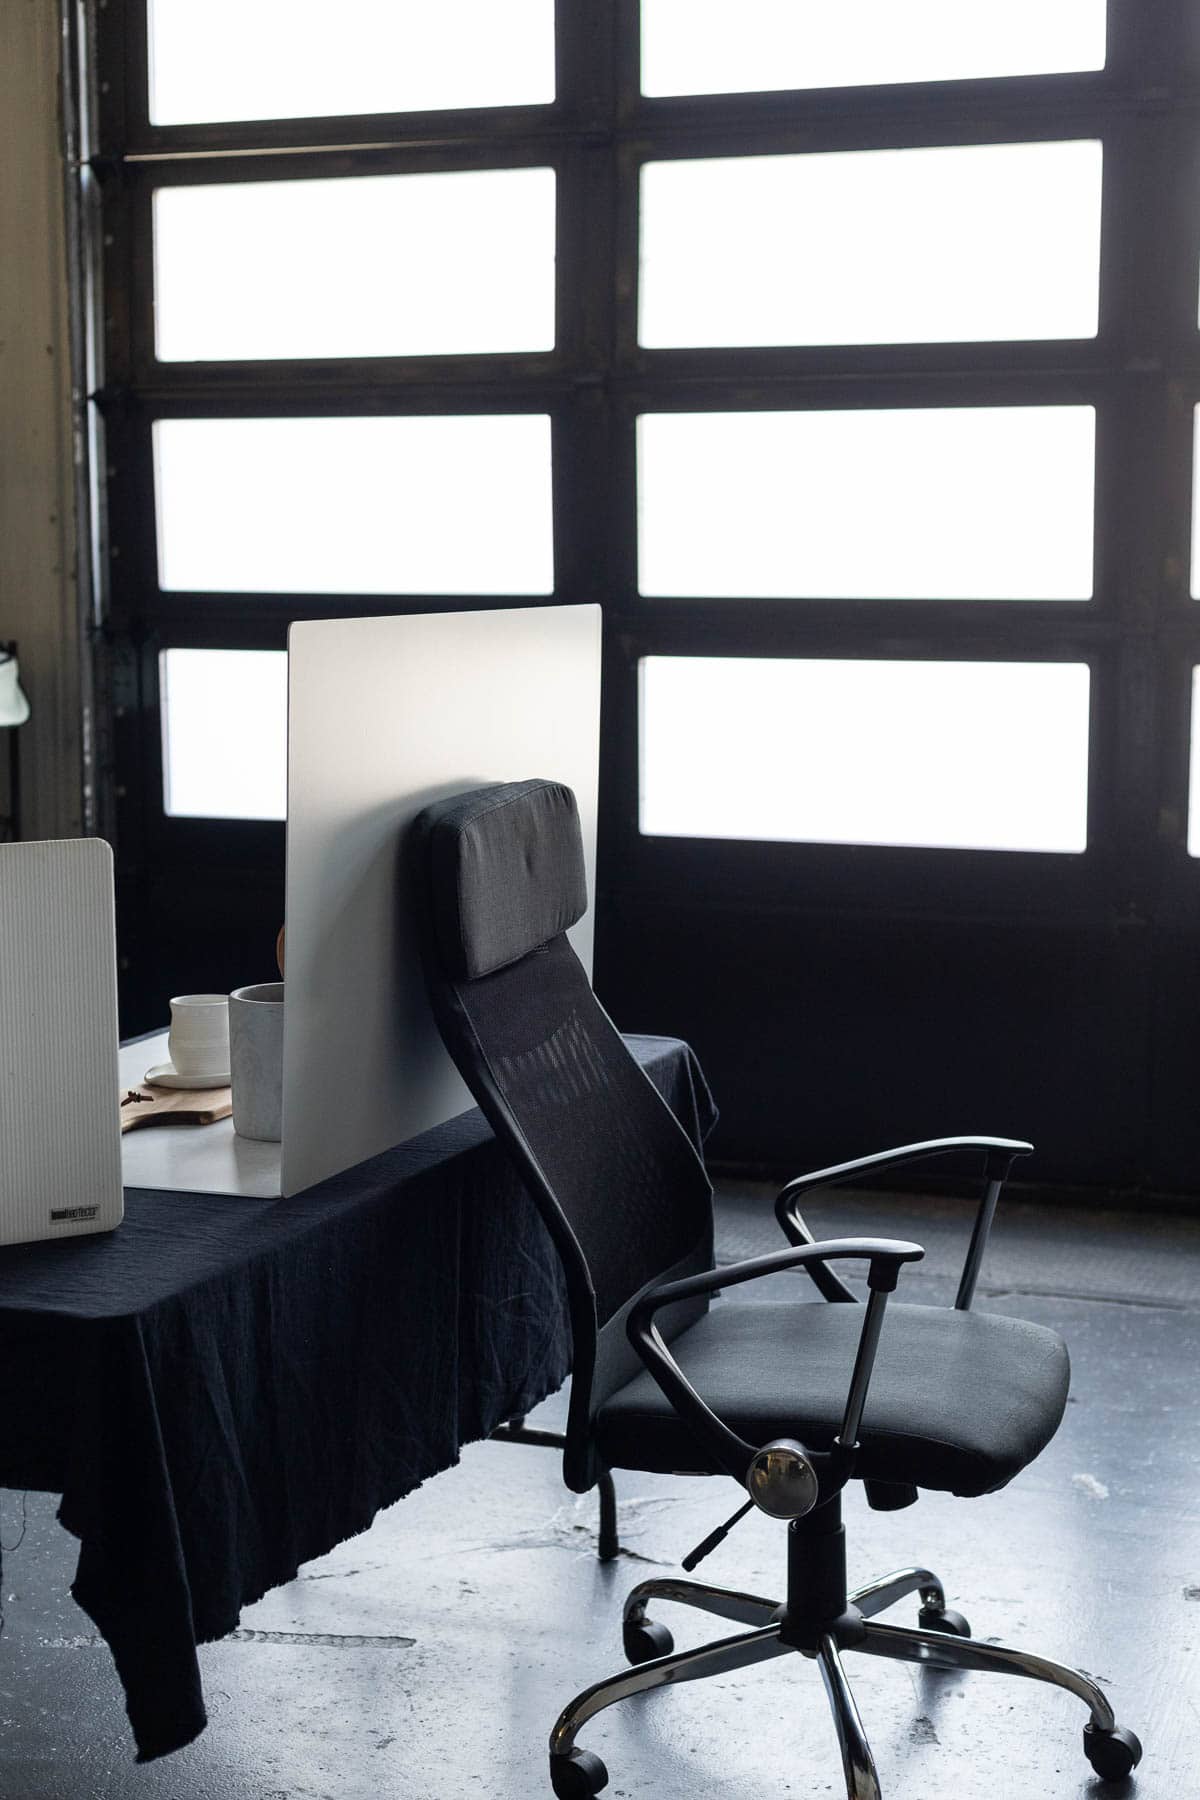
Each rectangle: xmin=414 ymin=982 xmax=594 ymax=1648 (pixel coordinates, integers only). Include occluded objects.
xmin=681 ymin=1497 xmax=755 ymax=1572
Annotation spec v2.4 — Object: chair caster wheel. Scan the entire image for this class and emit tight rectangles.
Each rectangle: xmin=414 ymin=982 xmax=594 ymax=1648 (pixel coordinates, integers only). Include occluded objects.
xmin=550 ymin=1747 xmax=609 ymax=1797
xmin=623 ymin=1618 xmax=674 ymax=1664
xmin=917 ymin=1606 xmax=971 ymax=1637
xmin=1083 ymin=1723 xmax=1143 ymax=1781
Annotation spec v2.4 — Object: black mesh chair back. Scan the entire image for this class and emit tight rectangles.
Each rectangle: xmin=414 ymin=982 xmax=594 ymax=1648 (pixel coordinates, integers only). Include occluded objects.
xmin=412 ymin=779 xmax=714 ymax=1489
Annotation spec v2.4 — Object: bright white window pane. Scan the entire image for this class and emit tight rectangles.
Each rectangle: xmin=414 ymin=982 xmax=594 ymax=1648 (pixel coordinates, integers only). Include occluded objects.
xmin=640 ymin=142 xmax=1101 ymax=348
xmin=148 ymin=0 xmax=554 ymax=124
xmin=638 ymin=408 xmax=1094 ymax=600
xmin=154 ymin=416 xmax=553 ymax=595
xmin=640 ymin=657 xmax=1090 ymax=853
xmin=1191 ymin=409 xmax=1200 ymax=599
xmin=641 ymin=0 xmax=1106 ymax=96
xmin=154 ymin=170 xmax=556 ymax=362
xmin=161 ymin=649 xmax=287 ymax=820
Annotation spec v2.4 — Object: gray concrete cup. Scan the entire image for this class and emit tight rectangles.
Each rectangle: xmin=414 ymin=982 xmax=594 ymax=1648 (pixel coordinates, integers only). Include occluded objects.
xmin=229 ymin=982 xmax=284 ymax=1142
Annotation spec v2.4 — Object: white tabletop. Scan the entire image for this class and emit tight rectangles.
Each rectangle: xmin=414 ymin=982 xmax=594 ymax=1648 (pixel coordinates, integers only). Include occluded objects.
xmin=119 ymin=1032 xmax=282 ymax=1199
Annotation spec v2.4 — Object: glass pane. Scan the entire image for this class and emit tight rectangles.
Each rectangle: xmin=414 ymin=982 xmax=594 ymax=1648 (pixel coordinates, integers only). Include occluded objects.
xmin=640 ymin=657 xmax=1090 ymax=853
xmin=161 ymin=649 xmax=287 ymax=820
xmin=154 ymin=169 xmax=556 ymax=362
xmin=638 ymin=407 xmax=1095 ymax=599
xmin=641 ymin=0 xmax=1106 ymax=96
xmin=640 ymin=141 xmax=1101 ymax=347
xmin=148 ymin=0 xmax=554 ymax=125
xmin=154 ymin=416 xmax=553 ymax=594
xmin=1192 ymin=409 xmax=1200 ymax=599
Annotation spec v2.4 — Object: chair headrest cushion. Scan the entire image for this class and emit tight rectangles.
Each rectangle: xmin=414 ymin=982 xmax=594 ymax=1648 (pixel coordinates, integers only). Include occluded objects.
xmin=423 ymin=779 xmax=588 ymax=979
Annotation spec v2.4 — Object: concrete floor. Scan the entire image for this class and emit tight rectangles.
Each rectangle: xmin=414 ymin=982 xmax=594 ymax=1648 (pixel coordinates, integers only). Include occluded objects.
xmin=0 ymin=1182 xmax=1197 ymax=1799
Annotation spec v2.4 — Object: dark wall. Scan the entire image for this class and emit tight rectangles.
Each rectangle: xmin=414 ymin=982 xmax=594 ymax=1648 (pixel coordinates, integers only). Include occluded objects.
xmin=598 ymin=897 xmax=1160 ymax=1191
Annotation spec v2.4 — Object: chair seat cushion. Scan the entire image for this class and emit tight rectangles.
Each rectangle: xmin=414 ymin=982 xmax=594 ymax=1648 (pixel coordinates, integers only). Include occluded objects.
xmin=595 ymin=1298 xmax=1069 ymax=1498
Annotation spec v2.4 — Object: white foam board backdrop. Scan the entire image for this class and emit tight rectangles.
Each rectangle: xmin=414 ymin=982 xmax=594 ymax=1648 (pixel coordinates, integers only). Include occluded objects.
xmin=281 ymin=603 xmax=601 ymax=1196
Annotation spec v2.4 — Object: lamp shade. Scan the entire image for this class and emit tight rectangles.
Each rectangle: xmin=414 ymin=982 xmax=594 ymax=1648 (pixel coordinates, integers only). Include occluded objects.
xmin=0 ymin=650 xmax=30 ymax=728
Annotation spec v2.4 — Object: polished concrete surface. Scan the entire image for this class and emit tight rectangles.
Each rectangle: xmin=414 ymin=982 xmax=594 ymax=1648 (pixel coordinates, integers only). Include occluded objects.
xmin=0 ymin=1182 xmax=1197 ymax=1798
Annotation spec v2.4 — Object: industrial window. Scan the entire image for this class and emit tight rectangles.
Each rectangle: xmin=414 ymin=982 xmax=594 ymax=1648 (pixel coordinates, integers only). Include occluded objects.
xmin=639 ymin=1 xmax=1108 ymax=96
xmin=153 ymin=168 xmax=557 ymax=362
xmin=639 ymin=655 xmax=1091 ymax=853
xmin=146 ymin=0 xmax=556 ymax=124
xmin=75 ymin=1 xmax=1200 ymax=1028
xmin=153 ymin=416 xmax=554 ymax=595
xmin=639 ymin=141 xmax=1102 ymax=348
xmin=160 ymin=649 xmax=288 ymax=821
xmin=636 ymin=408 xmax=1096 ymax=602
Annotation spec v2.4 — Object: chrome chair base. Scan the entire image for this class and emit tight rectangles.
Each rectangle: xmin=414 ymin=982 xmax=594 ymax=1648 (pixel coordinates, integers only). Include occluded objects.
xmin=548 ymin=1567 xmax=1143 ymax=1799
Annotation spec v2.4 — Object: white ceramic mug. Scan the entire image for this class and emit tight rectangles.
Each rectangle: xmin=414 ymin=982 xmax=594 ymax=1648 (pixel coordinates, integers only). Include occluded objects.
xmin=229 ymin=982 xmax=284 ymax=1142
xmin=168 ymin=993 xmax=230 ymax=1078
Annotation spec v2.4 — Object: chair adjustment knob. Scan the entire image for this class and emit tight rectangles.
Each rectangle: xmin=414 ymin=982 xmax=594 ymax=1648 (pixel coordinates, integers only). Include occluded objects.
xmin=746 ymin=1438 xmax=820 ymax=1520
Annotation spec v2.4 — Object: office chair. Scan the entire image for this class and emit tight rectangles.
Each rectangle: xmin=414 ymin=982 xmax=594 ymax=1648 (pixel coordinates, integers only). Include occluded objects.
xmin=411 ymin=779 xmax=1142 ymax=1800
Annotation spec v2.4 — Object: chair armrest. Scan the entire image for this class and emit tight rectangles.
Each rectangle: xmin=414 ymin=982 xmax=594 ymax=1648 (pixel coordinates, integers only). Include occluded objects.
xmin=775 ymin=1136 xmax=1033 ymax=1307
xmin=626 ymin=1238 xmax=923 ymax=1490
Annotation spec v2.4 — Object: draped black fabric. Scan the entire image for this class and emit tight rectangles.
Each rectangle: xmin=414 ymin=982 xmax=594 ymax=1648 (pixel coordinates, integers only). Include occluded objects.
xmin=0 ymin=1036 xmax=715 ymax=1763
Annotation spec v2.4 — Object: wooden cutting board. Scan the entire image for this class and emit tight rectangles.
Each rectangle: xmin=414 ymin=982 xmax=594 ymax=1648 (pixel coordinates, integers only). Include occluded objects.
xmin=119 ymin=1083 xmax=232 ymax=1133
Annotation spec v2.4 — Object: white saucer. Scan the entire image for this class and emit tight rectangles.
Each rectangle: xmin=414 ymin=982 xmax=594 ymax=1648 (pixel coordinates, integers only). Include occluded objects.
xmin=144 ymin=1061 xmax=231 ymax=1091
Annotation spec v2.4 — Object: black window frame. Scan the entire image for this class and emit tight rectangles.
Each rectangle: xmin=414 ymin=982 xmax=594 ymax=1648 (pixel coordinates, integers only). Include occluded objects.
xmin=80 ymin=0 xmax=1200 ymax=1044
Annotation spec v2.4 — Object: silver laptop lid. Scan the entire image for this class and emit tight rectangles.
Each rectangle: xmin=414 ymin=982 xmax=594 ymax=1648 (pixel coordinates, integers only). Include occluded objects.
xmin=0 ymin=838 xmax=123 ymax=1245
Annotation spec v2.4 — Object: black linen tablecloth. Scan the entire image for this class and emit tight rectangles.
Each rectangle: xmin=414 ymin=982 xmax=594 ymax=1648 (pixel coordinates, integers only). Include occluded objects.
xmin=0 ymin=1036 xmax=716 ymax=1762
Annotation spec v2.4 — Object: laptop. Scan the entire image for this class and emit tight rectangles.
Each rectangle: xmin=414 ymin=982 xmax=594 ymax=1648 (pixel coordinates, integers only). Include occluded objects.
xmin=0 ymin=838 xmax=124 ymax=1245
